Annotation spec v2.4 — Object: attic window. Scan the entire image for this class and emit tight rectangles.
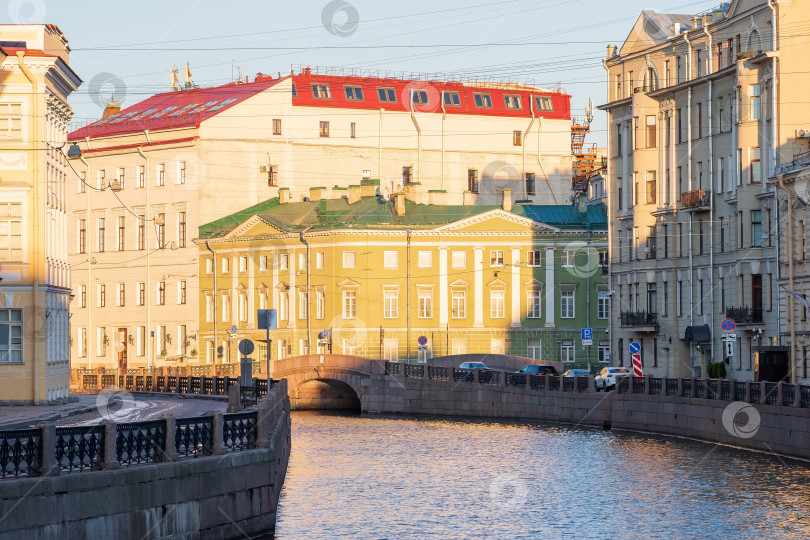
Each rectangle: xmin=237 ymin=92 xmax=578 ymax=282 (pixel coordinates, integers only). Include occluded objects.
xmin=411 ymin=90 xmax=429 ymax=105
xmin=292 ymin=84 xmax=297 ymax=97
xmin=206 ymin=98 xmax=238 ymax=113
xmin=535 ymin=97 xmax=554 ymax=111
xmin=443 ymin=91 xmax=461 ymax=106
xmin=311 ymin=84 xmax=332 ymax=99
xmin=473 ymin=93 xmax=492 ymax=108
xmin=504 ymin=95 xmax=522 ymax=110
xmin=377 ymin=88 xmax=396 ymax=103
xmin=344 ymin=86 xmax=364 ymax=101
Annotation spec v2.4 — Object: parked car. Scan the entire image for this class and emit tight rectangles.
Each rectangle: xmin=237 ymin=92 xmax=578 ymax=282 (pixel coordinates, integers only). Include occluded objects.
xmin=594 ymin=367 xmax=631 ymax=391
xmin=563 ymin=369 xmax=590 ymax=377
xmin=516 ymin=364 xmax=559 ymax=376
xmin=458 ymin=362 xmax=488 ymax=370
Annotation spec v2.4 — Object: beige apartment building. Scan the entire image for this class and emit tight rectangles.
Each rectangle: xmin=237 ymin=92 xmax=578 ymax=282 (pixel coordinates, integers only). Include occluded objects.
xmin=66 ymin=71 xmax=575 ymax=369
xmin=600 ymin=0 xmax=809 ymax=380
xmin=0 ymin=26 xmax=81 ymax=403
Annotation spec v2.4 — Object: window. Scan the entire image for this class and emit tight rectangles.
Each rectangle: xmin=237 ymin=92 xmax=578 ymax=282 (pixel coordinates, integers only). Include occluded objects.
xmin=96 ymin=170 xmax=106 ymax=190
xmin=452 ymin=251 xmax=466 ymax=269
xmin=157 ymin=164 xmax=165 ymax=186
xmin=527 ymin=290 xmax=542 ymax=319
xmin=418 ymin=251 xmax=432 ymax=268
xmin=443 ymin=91 xmax=460 ymax=106
xmin=647 ymin=283 xmax=657 ymax=314
xmin=316 ymin=252 xmax=325 ymax=270
xmin=78 ymin=171 xmax=86 ymax=193
xmin=344 ymin=86 xmax=364 ymax=101
xmin=279 ymin=291 xmax=288 ymax=321
xmin=297 ymin=291 xmax=307 ymax=320
xmin=316 ymin=290 xmax=326 ymax=320
xmin=156 ymin=213 xmax=166 ymax=248
xmin=561 ymin=250 xmax=574 ymax=267
xmin=534 ymin=97 xmax=553 ymax=111
xmin=598 ymin=343 xmax=610 ymax=363
xmin=490 ymin=250 xmax=504 ymax=267
xmin=528 ymin=339 xmax=542 ymax=360
xmin=468 ymin=169 xmax=478 ymax=193
xmin=646 ymin=172 xmax=656 ymax=205
xmin=78 ymin=285 xmax=87 ymax=308
xmin=513 ymin=130 xmax=522 ymax=146
xmin=266 ymin=165 xmax=278 ymax=186
xmin=384 ymin=251 xmax=398 ymax=269
xmin=116 ymin=168 xmax=125 ymax=190
xmin=97 ymin=218 xmax=106 ymax=252
xmin=343 ymin=290 xmax=356 ymax=319
xmin=343 ymin=251 xmax=356 ymax=269
xmin=158 ymin=281 xmax=166 ymax=305
xmin=311 ymin=84 xmax=331 ymax=99
xmin=384 ymin=289 xmax=398 ymax=319
xmin=177 ymin=162 xmax=186 ymax=184
xmin=677 ymin=281 xmax=683 ymax=316
xmin=598 ymin=291 xmax=610 ymax=319
xmin=0 ymin=103 xmax=22 ymax=141
xmin=350 ymin=122 xmax=356 ymax=139
xmin=525 ymin=173 xmax=536 ymax=196
xmin=418 ymin=290 xmax=433 ymax=319
xmin=750 ymin=84 xmax=761 ymax=120
xmin=239 ymin=256 xmax=248 ymax=273
xmin=0 ymin=203 xmax=24 ymax=260
xmin=77 ymin=327 xmax=87 ymax=358
xmin=752 ymin=210 xmax=762 ymax=247
xmin=410 ymin=90 xmax=429 ymax=105
xmin=504 ymin=95 xmax=522 ymax=109
xmin=750 ymin=147 xmax=761 ymax=184
xmin=377 ymin=88 xmax=396 ymax=103
xmin=272 ymin=119 xmax=282 ymax=135
xmin=98 ymin=284 xmax=106 ymax=308
xmin=138 ymin=216 xmax=146 ymax=250
xmin=116 ymin=216 xmax=125 ymax=251
xmin=528 ymin=250 xmax=542 ymax=267
xmin=343 ymin=339 xmax=357 ymax=356
xmin=473 ymin=93 xmax=492 ymax=108
xmin=117 ymin=283 xmax=125 ymax=307
xmin=561 ymin=290 xmax=575 ymax=318
xmin=561 ymin=344 xmax=575 ymax=363
xmin=319 ymin=121 xmax=330 ymax=137
xmin=135 ymin=166 xmax=144 ymax=188
xmin=137 ymin=282 xmax=145 ymax=306
xmin=697 ymin=103 xmax=703 ymax=139
xmin=452 ymin=290 xmax=466 ymax=319
xmin=646 ymin=115 xmax=656 ymax=148
xmin=0 ymin=309 xmax=22 ymax=364
xmin=97 ymin=327 xmax=107 ymax=357
xmin=402 ymin=166 xmax=413 ymax=184
xmin=174 ymin=280 xmax=185 ymax=305
xmin=177 ymin=211 xmax=187 ymax=248
xmin=279 ymin=253 xmax=288 ymax=271
xmin=490 ymin=290 xmax=505 ymax=319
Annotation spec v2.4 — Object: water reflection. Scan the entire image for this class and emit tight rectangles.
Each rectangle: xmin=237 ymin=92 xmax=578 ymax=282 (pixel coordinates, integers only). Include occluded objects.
xmin=273 ymin=412 xmax=810 ymax=539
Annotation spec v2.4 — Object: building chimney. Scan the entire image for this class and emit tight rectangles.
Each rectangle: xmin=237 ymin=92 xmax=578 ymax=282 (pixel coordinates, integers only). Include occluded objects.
xmin=404 ymin=182 xmax=422 ymax=204
xmin=278 ymin=187 xmax=292 ymax=204
xmin=102 ymin=100 xmax=120 ymax=119
xmin=428 ymin=190 xmax=447 ymax=206
xmin=309 ymin=187 xmax=326 ymax=202
xmin=463 ymin=191 xmax=475 ymax=206
xmin=394 ymin=193 xmax=406 ymax=216
xmin=360 ymin=178 xmax=379 ymax=198
xmin=331 ymin=186 xmax=348 ymax=200
xmin=502 ymin=189 xmax=512 ymax=212
xmin=606 ymin=45 xmax=617 ymax=58
xmin=348 ymin=185 xmax=362 ymax=204
xmin=673 ymin=23 xmax=681 ymax=35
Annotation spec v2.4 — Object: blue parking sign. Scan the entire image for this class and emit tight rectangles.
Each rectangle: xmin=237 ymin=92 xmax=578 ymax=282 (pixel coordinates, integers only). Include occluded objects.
xmin=581 ymin=328 xmax=593 ymax=340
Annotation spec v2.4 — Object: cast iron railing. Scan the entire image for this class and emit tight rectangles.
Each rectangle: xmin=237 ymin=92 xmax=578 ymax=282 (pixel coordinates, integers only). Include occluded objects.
xmin=725 ymin=307 xmax=764 ymax=324
xmin=116 ymin=420 xmax=167 ymax=467
xmin=735 ymin=381 xmax=747 ymax=401
xmin=0 ymin=429 xmax=42 ymax=478
xmin=175 ymin=416 xmax=214 ymax=458
xmin=55 ymin=425 xmax=105 ymax=473
xmin=430 ymin=367 xmax=450 ymax=381
xmin=620 ymin=311 xmax=658 ymax=327
xmin=665 ymin=378 xmax=679 ymax=396
xmin=649 ymin=377 xmax=663 ymax=395
xmin=223 ymin=412 xmax=257 ymax=452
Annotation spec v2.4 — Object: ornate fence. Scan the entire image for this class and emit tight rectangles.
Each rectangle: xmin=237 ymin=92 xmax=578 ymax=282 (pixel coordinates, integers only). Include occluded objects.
xmin=76 ymin=374 xmax=274 ymax=400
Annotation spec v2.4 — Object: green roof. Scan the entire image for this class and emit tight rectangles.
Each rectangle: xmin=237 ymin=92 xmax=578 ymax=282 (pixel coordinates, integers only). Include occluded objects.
xmin=198 ymin=196 xmax=607 ymax=239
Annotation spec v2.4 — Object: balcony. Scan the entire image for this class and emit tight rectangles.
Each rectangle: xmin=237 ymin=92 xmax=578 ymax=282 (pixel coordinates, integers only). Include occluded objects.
xmin=680 ymin=189 xmax=711 ymax=210
xmin=726 ymin=307 xmax=764 ymax=325
xmin=621 ymin=311 xmax=659 ymax=331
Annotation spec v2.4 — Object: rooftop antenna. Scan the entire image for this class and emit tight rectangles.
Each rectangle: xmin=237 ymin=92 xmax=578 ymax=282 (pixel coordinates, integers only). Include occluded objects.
xmin=183 ymin=61 xmax=195 ymax=89
xmin=585 ymin=98 xmax=594 ymax=125
xmin=170 ymin=66 xmax=180 ymax=92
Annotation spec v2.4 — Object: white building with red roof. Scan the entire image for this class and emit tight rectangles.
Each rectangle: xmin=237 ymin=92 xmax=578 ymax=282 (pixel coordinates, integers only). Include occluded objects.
xmin=66 ymin=69 xmax=574 ymax=368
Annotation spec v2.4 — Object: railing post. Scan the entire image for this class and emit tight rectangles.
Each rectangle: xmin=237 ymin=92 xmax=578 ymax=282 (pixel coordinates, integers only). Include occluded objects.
xmin=677 ymin=377 xmax=683 ymax=397
xmin=186 ymin=375 xmax=193 ymax=394
xmin=228 ymin=382 xmax=241 ymax=412
xmin=211 ymin=412 xmax=226 ymax=455
xmin=102 ymin=420 xmax=119 ymax=470
xmin=39 ymin=424 xmax=58 ymax=477
xmin=544 ymin=373 xmax=550 ymax=390
xmin=759 ymin=381 xmax=767 ymax=405
xmin=644 ymin=375 xmax=650 ymax=394
xmin=498 ymin=370 xmax=507 ymax=387
xmin=588 ymin=375 xmax=595 ymax=392
xmin=163 ymin=416 xmax=178 ymax=462
xmin=689 ymin=378 xmax=696 ymax=398
xmin=794 ymin=384 xmax=803 ymax=408
xmin=525 ymin=373 xmax=531 ymax=390
xmin=777 ymin=381 xmax=785 ymax=406
xmin=745 ymin=381 xmax=752 ymax=403
xmin=254 ymin=399 xmax=273 ymax=448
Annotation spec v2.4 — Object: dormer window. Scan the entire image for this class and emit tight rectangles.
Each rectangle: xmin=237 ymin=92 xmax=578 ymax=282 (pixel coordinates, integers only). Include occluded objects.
xmin=411 ymin=90 xmax=429 ymax=105
xmin=344 ymin=86 xmax=364 ymax=101
xmin=311 ymin=84 xmax=332 ymax=99
xmin=504 ymin=95 xmax=522 ymax=109
xmin=535 ymin=97 xmax=554 ymax=111
xmin=377 ymin=88 xmax=396 ymax=103
xmin=473 ymin=93 xmax=492 ymax=108
xmin=443 ymin=91 xmax=461 ymax=106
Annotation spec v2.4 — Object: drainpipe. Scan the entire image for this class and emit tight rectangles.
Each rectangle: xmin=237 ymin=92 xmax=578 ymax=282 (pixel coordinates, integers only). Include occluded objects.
xmin=379 ymin=109 xmax=384 ymax=189
xmin=602 ymin=57 xmax=615 ymax=366
xmin=768 ymin=0 xmax=779 ymax=178
xmin=777 ymin=175 xmax=796 ymax=383
xmin=406 ymin=230 xmax=412 ymax=362
xmin=298 ymin=232 xmax=311 ymax=355
xmin=205 ymin=241 xmax=218 ymax=364
xmin=441 ymin=94 xmax=447 ymax=191
xmin=524 ymin=96 xmax=537 ymax=200
xmin=18 ymin=52 xmax=41 ymax=402
xmin=774 ymin=183 xmax=781 ymax=344
xmin=137 ymin=145 xmax=152 ymax=368
xmin=707 ymin=23 xmax=716 ymax=368
xmin=684 ymin=32 xmax=696 ymax=375
xmin=78 ymin=156 xmax=93 ymax=370
xmin=409 ymin=90 xmax=422 ymax=185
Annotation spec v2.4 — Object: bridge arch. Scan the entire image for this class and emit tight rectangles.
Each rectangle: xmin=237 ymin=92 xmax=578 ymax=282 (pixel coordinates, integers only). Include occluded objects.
xmin=273 ymin=355 xmax=377 ymax=411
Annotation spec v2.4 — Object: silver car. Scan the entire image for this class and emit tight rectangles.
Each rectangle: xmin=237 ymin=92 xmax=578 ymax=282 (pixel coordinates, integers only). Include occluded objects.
xmin=594 ymin=367 xmax=631 ymax=391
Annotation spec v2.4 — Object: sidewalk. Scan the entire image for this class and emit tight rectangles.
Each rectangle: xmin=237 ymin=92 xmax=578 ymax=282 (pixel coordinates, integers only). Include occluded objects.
xmin=0 ymin=394 xmax=99 ymax=428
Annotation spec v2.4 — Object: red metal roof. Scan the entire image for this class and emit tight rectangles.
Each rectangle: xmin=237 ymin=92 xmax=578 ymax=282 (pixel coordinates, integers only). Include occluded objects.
xmin=291 ymin=72 xmax=571 ymax=120
xmin=69 ymin=78 xmax=284 ymax=141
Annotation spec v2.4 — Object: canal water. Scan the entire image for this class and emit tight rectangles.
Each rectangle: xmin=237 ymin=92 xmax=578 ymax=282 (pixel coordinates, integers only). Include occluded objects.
xmin=273 ymin=411 xmax=810 ymax=539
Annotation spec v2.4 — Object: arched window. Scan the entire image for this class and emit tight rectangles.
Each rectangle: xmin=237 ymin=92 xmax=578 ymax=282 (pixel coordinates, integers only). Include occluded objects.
xmin=643 ymin=66 xmax=659 ymax=91
xmin=747 ymin=29 xmax=762 ymax=53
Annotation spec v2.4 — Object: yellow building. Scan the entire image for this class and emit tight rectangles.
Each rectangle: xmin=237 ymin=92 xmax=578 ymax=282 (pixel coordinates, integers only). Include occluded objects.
xmin=196 ymin=188 xmax=609 ymax=368
xmin=0 ymin=26 xmax=81 ymax=403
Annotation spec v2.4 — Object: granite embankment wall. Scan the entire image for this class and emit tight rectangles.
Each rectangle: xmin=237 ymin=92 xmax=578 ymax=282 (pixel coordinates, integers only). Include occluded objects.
xmin=0 ymin=380 xmax=291 ymax=540
xmin=363 ymin=369 xmax=810 ymax=461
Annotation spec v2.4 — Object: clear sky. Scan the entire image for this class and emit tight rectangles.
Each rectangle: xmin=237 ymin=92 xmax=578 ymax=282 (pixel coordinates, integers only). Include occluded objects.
xmin=11 ymin=0 xmax=721 ymax=144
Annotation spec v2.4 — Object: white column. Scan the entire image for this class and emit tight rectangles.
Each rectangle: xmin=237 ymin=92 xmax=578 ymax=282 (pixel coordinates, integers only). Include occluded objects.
xmin=545 ymin=248 xmax=556 ymax=328
xmin=289 ymin=250 xmax=296 ymax=326
xmin=474 ymin=248 xmax=484 ymax=328
xmin=511 ymin=248 xmax=521 ymax=327
xmin=439 ymin=248 xmax=449 ymax=326
xmin=272 ymin=251 xmax=279 ymax=311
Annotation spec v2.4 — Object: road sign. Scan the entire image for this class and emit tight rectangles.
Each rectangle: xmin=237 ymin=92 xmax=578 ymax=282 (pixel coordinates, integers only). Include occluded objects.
xmin=725 ymin=341 xmax=734 ymax=357
xmin=230 ymin=334 xmax=238 ymax=339
xmin=581 ymin=328 xmax=593 ymax=341
xmin=319 ymin=330 xmax=329 ymax=340
xmin=257 ymin=309 xmax=278 ymax=330
xmin=722 ymin=319 xmax=736 ymax=333
xmin=418 ymin=336 xmax=428 ymax=346
xmin=418 ymin=346 xmax=428 ymax=352
xmin=629 ymin=341 xmax=641 ymax=354
xmin=230 ymin=325 xmax=238 ymax=334
xmin=238 ymin=339 xmax=255 ymax=356
xmin=582 ymin=339 xmax=593 ymax=347
xmin=722 ymin=333 xmax=737 ymax=342
xmin=632 ymin=353 xmax=643 ymax=376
